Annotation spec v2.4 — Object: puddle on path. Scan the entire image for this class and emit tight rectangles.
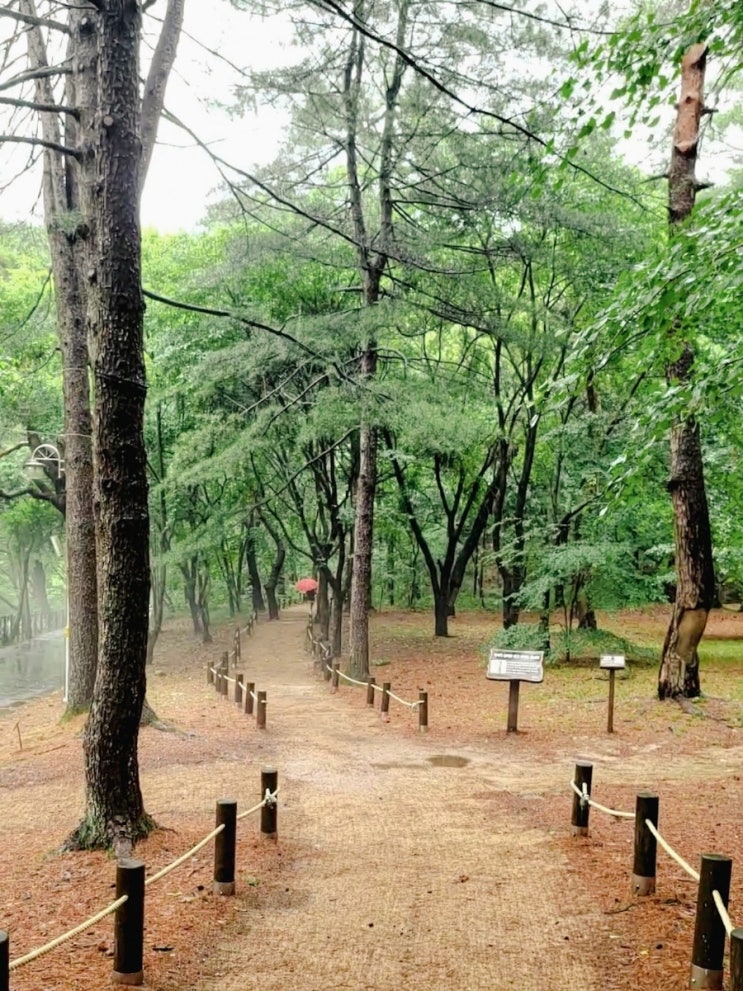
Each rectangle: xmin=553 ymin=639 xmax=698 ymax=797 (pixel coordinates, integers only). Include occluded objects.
xmin=427 ymin=754 xmax=470 ymax=768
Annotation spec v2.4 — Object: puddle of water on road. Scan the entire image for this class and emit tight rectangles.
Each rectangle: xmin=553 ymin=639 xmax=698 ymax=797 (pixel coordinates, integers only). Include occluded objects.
xmin=427 ymin=754 xmax=470 ymax=768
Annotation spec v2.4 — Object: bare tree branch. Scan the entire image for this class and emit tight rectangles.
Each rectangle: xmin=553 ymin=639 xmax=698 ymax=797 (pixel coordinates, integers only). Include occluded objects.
xmin=0 ymin=8 xmax=70 ymax=34
xmin=0 ymin=64 xmax=72 ymax=94
xmin=0 ymin=94 xmax=78 ymax=117
xmin=0 ymin=132 xmax=80 ymax=157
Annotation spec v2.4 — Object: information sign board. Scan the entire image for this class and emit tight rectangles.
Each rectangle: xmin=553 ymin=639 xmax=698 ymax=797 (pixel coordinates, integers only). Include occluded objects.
xmin=487 ymin=649 xmax=544 ymax=683
xmin=599 ymin=654 xmax=626 ymax=670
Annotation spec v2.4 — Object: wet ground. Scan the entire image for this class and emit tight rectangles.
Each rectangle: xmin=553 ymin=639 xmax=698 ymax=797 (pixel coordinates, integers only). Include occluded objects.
xmin=0 ymin=634 xmax=64 ymax=709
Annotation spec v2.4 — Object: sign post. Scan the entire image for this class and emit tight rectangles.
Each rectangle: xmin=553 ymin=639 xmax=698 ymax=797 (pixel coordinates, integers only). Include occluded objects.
xmin=599 ymin=654 xmax=625 ymax=733
xmin=487 ymin=649 xmax=544 ymax=732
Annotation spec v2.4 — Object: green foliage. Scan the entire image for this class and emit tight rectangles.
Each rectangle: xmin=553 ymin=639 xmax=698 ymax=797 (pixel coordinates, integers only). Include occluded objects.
xmin=490 ymin=623 xmax=656 ymax=666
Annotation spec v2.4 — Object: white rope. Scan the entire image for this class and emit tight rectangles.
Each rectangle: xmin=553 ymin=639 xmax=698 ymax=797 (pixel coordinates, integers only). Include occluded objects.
xmin=645 ymin=820 xmax=699 ymax=881
xmin=10 ymin=894 xmax=129 ymax=970
xmin=712 ymin=890 xmax=735 ymax=937
xmin=336 ymin=669 xmax=368 ymax=688
xmin=569 ymin=780 xmax=635 ymax=819
xmin=224 ymin=675 xmax=236 ymax=685
xmin=236 ymin=788 xmax=278 ymax=822
xmin=387 ymin=689 xmax=423 ymax=709
xmin=146 ymin=824 xmax=226 ymax=887
xmin=249 ymin=690 xmax=257 ymax=702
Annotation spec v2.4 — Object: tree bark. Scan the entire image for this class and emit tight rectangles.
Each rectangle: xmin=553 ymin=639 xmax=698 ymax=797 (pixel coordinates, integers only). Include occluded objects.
xmin=658 ymin=42 xmax=715 ymax=700
xmin=71 ymin=0 xmax=153 ymax=854
xmin=245 ymin=525 xmax=266 ymax=613
xmin=349 ymin=411 xmax=377 ymax=676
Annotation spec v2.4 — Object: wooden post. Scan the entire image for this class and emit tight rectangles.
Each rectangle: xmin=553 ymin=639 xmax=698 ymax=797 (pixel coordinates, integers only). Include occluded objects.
xmin=366 ymin=677 xmax=376 ymax=706
xmin=207 ymin=660 xmax=214 ymax=686
xmin=506 ymin=680 xmax=520 ymax=733
xmin=331 ymin=661 xmax=339 ymax=693
xmin=418 ymin=690 xmax=429 ymax=732
xmin=607 ymin=668 xmax=616 ymax=733
xmin=323 ymin=648 xmax=332 ymax=681
xmin=260 ymin=767 xmax=278 ymax=841
xmin=381 ymin=682 xmax=391 ymax=716
xmin=256 ymin=690 xmax=267 ymax=729
xmin=690 ymin=854 xmax=732 ymax=990
xmin=221 ymin=668 xmax=229 ymax=698
xmin=571 ymin=761 xmax=593 ymax=836
xmin=632 ymin=792 xmax=659 ymax=896
xmin=221 ymin=649 xmax=229 ymax=672
xmin=0 ymin=930 xmax=8 ymax=991
xmin=235 ymin=674 xmax=243 ymax=707
xmin=730 ymin=929 xmax=743 ymax=991
xmin=213 ymin=799 xmax=237 ymax=896
xmin=234 ymin=626 xmax=241 ymax=664
xmin=246 ymin=681 xmax=255 ymax=716
xmin=113 ymin=859 xmax=145 ymax=985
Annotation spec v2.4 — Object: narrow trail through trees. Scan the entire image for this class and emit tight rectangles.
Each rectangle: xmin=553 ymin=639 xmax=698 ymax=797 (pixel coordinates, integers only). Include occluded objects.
xmin=195 ymin=606 xmax=608 ymax=991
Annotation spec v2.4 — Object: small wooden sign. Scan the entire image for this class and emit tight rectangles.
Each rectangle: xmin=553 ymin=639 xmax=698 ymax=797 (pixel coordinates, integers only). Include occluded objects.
xmin=487 ymin=649 xmax=544 ymax=683
xmin=487 ymin=649 xmax=544 ymax=733
xmin=599 ymin=654 xmax=626 ymax=670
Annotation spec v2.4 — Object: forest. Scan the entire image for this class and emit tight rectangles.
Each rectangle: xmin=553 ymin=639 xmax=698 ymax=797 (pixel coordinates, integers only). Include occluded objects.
xmin=0 ymin=1 xmax=741 ymax=848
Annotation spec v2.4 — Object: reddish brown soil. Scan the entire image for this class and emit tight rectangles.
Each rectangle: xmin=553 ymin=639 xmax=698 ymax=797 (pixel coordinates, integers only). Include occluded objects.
xmin=0 ymin=605 xmax=741 ymax=991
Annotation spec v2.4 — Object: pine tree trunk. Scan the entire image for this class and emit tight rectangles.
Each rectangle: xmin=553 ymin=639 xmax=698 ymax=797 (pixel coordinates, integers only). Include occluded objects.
xmin=71 ymin=0 xmax=153 ymax=854
xmin=349 ymin=417 xmax=377 ymax=677
xmin=659 ymin=42 xmax=715 ymax=700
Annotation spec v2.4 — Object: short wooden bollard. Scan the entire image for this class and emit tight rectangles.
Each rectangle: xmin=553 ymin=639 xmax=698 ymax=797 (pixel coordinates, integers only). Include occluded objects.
xmin=261 ymin=767 xmax=278 ymax=842
xmin=213 ymin=799 xmax=237 ymax=896
xmin=221 ymin=668 xmax=229 ymax=698
xmin=207 ymin=661 xmax=214 ymax=686
xmin=690 ymin=854 xmax=732 ymax=990
xmin=331 ymin=661 xmax=339 ymax=693
xmin=418 ymin=690 xmax=429 ymax=732
xmin=113 ymin=859 xmax=145 ymax=986
xmin=571 ymin=761 xmax=593 ymax=836
xmin=221 ymin=649 xmax=229 ymax=672
xmin=381 ymin=682 xmax=391 ymax=716
xmin=366 ymin=677 xmax=376 ymax=706
xmin=0 ymin=930 xmax=8 ymax=991
xmin=632 ymin=792 xmax=659 ymax=896
xmin=323 ymin=650 xmax=332 ymax=682
xmin=730 ymin=928 xmax=743 ymax=991
xmin=256 ymin=690 xmax=267 ymax=729
xmin=234 ymin=627 xmax=241 ymax=663
xmin=245 ymin=682 xmax=255 ymax=716
xmin=235 ymin=674 xmax=243 ymax=707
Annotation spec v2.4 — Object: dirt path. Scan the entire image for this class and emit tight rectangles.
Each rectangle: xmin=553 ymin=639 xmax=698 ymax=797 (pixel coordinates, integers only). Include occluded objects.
xmin=192 ymin=607 xmax=608 ymax=991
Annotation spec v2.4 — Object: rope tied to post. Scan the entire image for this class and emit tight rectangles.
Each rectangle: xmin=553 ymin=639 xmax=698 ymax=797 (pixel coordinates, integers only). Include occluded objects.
xmin=236 ymin=787 xmax=278 ymax=822
xmin=569 ymin=779 xmax=635 ymax=819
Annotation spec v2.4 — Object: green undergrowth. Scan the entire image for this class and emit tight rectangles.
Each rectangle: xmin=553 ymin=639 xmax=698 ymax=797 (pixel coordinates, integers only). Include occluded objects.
xmin=490 ymin=623 xmax=657 ymax=666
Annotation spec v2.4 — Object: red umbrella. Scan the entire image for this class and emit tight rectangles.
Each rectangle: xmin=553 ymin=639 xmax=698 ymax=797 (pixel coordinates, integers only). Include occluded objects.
xmin=295 ymin=577 xmax=318 ymax=593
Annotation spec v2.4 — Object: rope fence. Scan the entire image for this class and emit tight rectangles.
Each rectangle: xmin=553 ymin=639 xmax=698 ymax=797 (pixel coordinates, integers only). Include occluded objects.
xmin=205 ymin=616 xmax=268 ymax=728
xmin=1 ymin=768 xmax=280 ymax=987
xmin=302 ymin=626 xmax=429 ymax=732
xmin=569 ymin=761 xmax=741 ymax=989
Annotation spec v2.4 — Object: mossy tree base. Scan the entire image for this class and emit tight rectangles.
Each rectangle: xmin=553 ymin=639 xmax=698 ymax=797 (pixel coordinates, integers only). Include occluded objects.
xmin=64 ymin=812 xmax=157 ymax=857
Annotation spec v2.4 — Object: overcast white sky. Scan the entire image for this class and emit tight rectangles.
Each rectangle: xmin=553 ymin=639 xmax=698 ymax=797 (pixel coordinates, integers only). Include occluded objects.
xmin=0 ymin=3 xmax=292 ymax=233
xmin=0 ymin=2 xmax=738 ymax=233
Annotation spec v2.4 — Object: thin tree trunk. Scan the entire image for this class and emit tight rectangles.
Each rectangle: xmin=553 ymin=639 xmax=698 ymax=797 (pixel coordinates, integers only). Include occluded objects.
xmin=658 ymin=42 xmax=715 ymax=700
